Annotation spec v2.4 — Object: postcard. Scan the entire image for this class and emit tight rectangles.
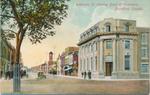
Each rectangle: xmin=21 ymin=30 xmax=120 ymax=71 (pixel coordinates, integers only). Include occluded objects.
xmin=0 ymin=0 xmax=149 ymax=95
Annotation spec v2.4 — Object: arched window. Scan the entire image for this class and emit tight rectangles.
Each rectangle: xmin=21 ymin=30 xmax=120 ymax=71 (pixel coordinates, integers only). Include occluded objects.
xmin=91 ymin=57 xmax=93 ymax=71
xmin=124 ymin=24 xmax=129 ymax=32
xmin=96 ymin=27 xmax=100 ymax=32
xmin=105 ymin=22 xmax=111 ymax=32
xmin=106 ymin=25 xmax=111 ymax=32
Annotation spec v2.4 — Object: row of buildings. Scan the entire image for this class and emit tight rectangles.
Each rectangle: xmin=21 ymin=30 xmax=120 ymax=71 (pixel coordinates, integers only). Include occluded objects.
xmin=30 ymin=52 xmax=56 ymax=74
xmin=0 ymin=36 xmax=23 ymax=79
xmin=31 ymin=47 xmax=79 ymax=76
xmin=78 ymin=18 xmax=150 ymax=79
xmin=57 ymin=47 xmax=79 ymax=76
xmin=31 ymin=52 xmax=57 ymax=74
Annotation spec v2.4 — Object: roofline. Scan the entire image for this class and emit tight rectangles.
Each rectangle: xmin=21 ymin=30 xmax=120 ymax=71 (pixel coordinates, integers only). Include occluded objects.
xmin=78 ymin=32 xmax=138 ymax=46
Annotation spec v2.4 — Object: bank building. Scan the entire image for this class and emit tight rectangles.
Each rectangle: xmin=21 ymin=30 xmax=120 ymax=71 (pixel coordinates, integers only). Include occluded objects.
xmin=78 ymin=18 xmax=150 ymax=79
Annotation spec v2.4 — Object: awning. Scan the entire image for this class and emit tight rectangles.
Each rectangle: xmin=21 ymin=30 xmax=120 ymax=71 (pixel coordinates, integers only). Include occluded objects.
xmin=63 ymin=65 xmax=72 ymax=71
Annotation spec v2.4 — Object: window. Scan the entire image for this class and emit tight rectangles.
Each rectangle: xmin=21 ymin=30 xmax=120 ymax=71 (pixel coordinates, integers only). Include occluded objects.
xmin=141 ymin=64 xmax=149 ymax=73
xmin=80 ymin=60 xmax=82 ymax=71
xmin=141 ymin=33 xmax=148 ymax=44
xmin=93 ymin=28 xmax=97 ymax=33
xmin=91 ymin=57 xmax=93 ymax=71
xmin=124 ymin=24 xmax=129 ymax=32
xmin=106 ymin=25 xmax=111 ymax=32
xmin=95 ymin=56 xmax=97 ymax=70
xmin=87 ymin=58 xmax=89 ymax=70
xmin=125 ymin=55 xmax=130 ymax=70
xmin=125 ymin=40 xmax=130 ymax=49
xmin=96 ymin=27 xmax=100 ymax=32
xmin=106 ymin=40 xmax=112 ymax=49
xmin=93 ymin=58 xmax=96 ymax=71
xmin=83 ymin=59 xmax=85 ymax=71
xmin=141 ymin=47 xmax=148 ymax=58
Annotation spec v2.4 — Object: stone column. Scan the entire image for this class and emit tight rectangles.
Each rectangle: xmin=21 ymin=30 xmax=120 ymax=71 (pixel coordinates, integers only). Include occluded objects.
xmin=97 ymin=39 xmax=100 ymax=73
xmin=99 ymin=39 xmax=104 ymax=78
xmin=131 ymin=40 xmax=134 ymax=72
xmin=112 ymin=39 xmax=117 ymax=78
xmin=78 ymin=48 xmax=81 ymax=77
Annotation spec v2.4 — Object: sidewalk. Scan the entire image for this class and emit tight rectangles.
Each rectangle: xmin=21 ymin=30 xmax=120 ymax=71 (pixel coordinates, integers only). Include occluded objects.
xmin=54 ymin=75 xmax=150 ymax=81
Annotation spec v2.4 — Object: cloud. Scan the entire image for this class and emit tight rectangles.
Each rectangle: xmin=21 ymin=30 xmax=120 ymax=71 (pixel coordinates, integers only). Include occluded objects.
xmin=84 ymin=4 xmax=150 ymax=30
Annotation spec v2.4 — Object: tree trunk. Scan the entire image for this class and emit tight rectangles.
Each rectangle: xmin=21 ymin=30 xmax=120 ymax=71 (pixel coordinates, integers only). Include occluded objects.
xmin=13 ymin=33 xmax=21 ymax=92
xmin=13 ymin=63 xmax=21 ymax=92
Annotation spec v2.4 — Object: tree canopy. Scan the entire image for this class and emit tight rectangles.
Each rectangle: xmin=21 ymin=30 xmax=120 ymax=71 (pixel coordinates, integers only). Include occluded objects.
xmin=1 ymin=0 xmax=69 ymax=44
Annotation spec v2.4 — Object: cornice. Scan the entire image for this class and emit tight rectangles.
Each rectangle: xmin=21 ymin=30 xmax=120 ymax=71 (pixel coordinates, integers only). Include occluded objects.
xmin=78 ymin=32 xmax=138 ymax=46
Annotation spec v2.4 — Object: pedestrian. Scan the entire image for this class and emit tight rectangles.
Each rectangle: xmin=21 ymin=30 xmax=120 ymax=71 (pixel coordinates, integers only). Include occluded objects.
xmin=84 ymin=72 xmax=86 ymax=79
xmin=88 ymin=70 xmax=91 ymax=79
xmin=8 ymin=71 xmax=11 ymax=79
xmin=10 ymin=71 xmax=13 ymax=79
xmin=0 ymin=71 xmax=2 ymax=78
xmin=6 ymin=71 xmax=10 ymax=80
xmin=81 ymin=72 xmax=83 ymax=78
xmin=20 ymin=70 xmax=23 ymax=78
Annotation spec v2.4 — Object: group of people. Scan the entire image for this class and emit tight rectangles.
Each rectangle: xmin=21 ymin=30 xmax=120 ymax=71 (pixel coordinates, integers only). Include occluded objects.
xmin=81 ymin=71 xmax=92 ymax=79
xmin=0 ymin=71 xmax=13 ymax=79
xmin=5 ymin=71 xmax=13 ymax=79
xmin=0 ymin=70 xmax=27 ymax=80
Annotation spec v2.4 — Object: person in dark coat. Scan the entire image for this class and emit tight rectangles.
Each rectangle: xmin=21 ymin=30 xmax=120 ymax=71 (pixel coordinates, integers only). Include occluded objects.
xmin=81 ymin=72 xmax=84 ymax=78
xmin=0 ymin=71 xmax=2 ymax=78
xmin=88 ymin=70 xmax=91 ymax=79
xmin=84 ymin=72 xmax=86 ymax=79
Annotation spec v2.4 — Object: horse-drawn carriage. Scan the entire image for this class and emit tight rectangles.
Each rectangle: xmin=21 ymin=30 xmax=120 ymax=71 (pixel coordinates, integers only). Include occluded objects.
xmin=37 ymin=71 xmax=46 ymax=79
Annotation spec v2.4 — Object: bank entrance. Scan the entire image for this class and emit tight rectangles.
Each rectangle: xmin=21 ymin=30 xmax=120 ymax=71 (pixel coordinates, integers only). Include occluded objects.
xmin=105 ymin=62 xmax=113 ymax=76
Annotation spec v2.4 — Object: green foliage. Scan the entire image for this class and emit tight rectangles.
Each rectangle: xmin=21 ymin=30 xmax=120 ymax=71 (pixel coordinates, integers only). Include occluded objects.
xmin=1 ymin=0 xmax=69 ymax=44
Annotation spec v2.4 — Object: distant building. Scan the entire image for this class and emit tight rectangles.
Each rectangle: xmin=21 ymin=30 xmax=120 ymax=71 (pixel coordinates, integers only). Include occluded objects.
xmin=58 ymin=47 xmax=79 ymax=76
xmin=31 ymin=51 xmax=57 ymax=74
xmin=31 ymin=62 xmax=48 ymax=74
xmin=48 ymin=52 xmax=53 ymax=65
xmin=30 ymin=65 xmax=41 ymax=72
xmin=40 ymin=62 xmax=48 ymax=74
xmin=78 ymin=18 xmax=150 ymax=79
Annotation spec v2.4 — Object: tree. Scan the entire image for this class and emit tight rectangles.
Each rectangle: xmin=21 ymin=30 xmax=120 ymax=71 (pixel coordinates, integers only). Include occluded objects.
xmin=1 ymin=0 xmax=69 ymax=92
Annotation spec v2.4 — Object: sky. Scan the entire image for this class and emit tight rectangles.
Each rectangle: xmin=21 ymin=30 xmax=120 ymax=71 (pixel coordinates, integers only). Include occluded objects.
xmin=7 ymin=0 xmax=150 ymax=68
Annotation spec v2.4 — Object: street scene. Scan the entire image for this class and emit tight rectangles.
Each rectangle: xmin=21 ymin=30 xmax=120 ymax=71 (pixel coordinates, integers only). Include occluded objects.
xmin=0 ymin=0 xmax=150 ymax=95
xmin=0 ymin=74 xmax=149 ymax=95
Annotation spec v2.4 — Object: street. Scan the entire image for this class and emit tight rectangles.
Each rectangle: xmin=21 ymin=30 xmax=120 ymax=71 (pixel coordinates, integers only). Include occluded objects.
xmin=0 ymin=75 xmax=149 ymax=95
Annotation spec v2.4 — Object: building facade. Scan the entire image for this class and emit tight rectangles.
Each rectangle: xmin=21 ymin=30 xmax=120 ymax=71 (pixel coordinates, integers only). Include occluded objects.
xmin=0 ymin=37 xmax=16 ymax=79
xmin=78 ymin=18 xmax=150 ymax=79
xmin=137 ymin=28 xmax=150 ymax=79
xmin=58 ymin=47 xmax=79 ymax=76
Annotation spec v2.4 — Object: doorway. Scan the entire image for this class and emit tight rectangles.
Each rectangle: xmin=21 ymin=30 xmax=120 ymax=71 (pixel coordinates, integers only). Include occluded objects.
xmin=105 ymin=62 xmax=113 ymax=76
